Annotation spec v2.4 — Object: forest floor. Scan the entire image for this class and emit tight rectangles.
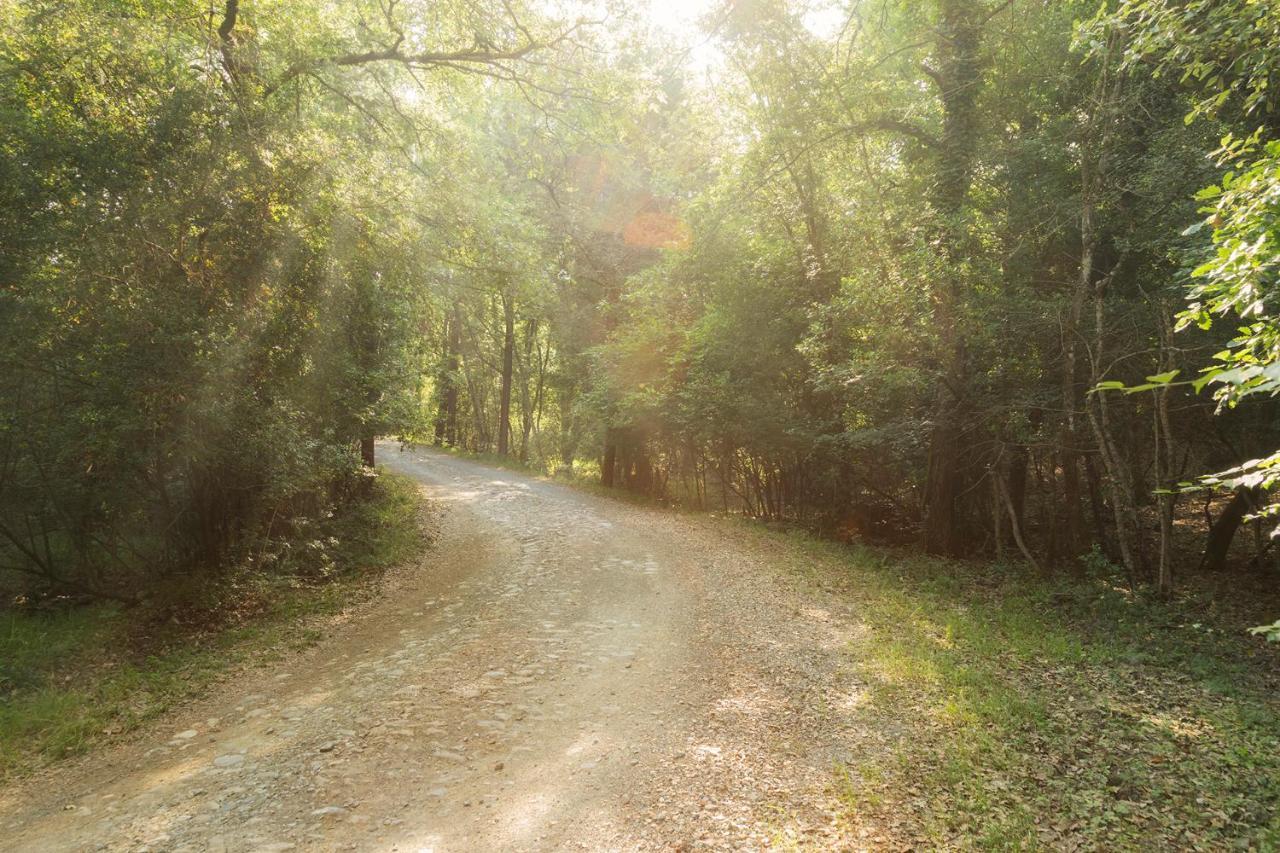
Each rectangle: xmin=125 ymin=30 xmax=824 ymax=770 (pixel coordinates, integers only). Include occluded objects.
xmin=2 ymin=444 xmax=1279 ymax=851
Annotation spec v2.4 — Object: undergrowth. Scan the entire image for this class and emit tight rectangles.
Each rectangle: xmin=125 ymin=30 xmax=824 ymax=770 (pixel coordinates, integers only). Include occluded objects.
xmin=0 ymin=470 xmax=426 ymax=781
xmin=760 ymin=529 xmax=1280 ymax=849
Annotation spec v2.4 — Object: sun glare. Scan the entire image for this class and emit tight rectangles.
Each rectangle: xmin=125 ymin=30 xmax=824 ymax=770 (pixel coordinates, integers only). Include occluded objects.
xmin=643 ymin=0 xmax=718 ymax=37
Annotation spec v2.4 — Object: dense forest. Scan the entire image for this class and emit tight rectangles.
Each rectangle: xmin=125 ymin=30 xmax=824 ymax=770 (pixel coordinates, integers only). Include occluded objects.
xmin=3 ymin=0 xmax=1280 ymax=617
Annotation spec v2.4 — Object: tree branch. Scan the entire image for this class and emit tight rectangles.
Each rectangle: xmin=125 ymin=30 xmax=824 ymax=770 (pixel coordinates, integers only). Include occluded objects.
xmin=850 ymin=117 xmax=939 ymax=147
xmin=217 ymin=0 xmax=240 ymax=82
xmin=217 ymin=0 xmax=239 ymax=42
xmin=262 ymin=20 xmax=596 ymax=99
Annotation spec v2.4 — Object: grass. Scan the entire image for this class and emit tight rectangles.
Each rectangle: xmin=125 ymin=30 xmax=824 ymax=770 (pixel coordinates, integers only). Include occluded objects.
xmin=753 ymin=529 xmax=1280 ymax=850
xmin=0 ymin=470 xmax=427 ymax=782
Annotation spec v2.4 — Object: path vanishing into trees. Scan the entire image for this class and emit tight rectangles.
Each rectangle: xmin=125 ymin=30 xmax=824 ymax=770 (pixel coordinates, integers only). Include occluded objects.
xmin=2 ymin=444 xmax=875 ymax=851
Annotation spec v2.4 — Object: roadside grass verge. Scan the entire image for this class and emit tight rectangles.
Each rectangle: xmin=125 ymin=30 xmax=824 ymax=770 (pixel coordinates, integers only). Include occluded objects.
xmin=759 ymin=529 xmax=1280 ymax=849
xmin=0 ymin=470 xmax=427 ymax=782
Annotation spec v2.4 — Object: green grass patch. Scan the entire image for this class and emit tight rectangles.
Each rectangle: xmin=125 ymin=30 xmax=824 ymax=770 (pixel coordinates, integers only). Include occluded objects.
xmin=0 ymin=470 xmax=428 ymax=781
xmin=753 ymin=528 xmax=1280 ymax=850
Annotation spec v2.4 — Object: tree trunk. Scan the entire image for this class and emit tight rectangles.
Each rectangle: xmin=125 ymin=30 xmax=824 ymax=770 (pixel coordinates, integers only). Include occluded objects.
xmin=1078 ymin=42 xmax=1144 ymax=585
xmin=444 ymin=306 xmax=460 ymax=446
xmin=433 ymin=399 xmax=447 ymax=446
xmin=1007 ymin=442 xmax=1029 ymax=533
xmin=1154 ymin=307 xmax=1177 ymax=597
xmin=519 ymin=319 xmax=537 ymax=462
xmin=601 ymin=428 xmax=618 ymax=488
xmin=1059 ymin=200 xmax=1091 ymax=570
xmin=1084 ymin=452 xmax=1112 ymax=560
xmin=922 ymin=0 xmax=984 ymax=557
xmin=559 ymin=386 xmax=577 ymax=470
xmin=1060 ymin=418 xmax=1084 ymax=570
xmin=1202 ymin=488 xmax=1262 ymax=572
xmin=1087 ymin=283 xmax=1142 ymax=588
xmin=923 ymin=418 xmax=963 ymax=554
xmin=994 ymin=450 xmax=1043 ymax=575
xmin=360 ymin=436 xmax=375 ymax=468
xmin=992 ymin=473 xmax=1005 ymax=563
xmin=433 ymin=309 xmax=458 ymax=446
xmin=497 ymin=290 xmax=514 ymax=457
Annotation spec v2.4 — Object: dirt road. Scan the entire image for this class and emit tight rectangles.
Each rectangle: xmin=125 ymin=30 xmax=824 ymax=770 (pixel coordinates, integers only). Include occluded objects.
xmin=1 ymin=445 xmax=867 ymax=851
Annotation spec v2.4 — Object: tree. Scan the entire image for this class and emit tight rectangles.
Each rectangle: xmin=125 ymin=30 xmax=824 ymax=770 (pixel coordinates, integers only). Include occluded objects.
xmin=0 ymin=0 xmax=583 ymax=600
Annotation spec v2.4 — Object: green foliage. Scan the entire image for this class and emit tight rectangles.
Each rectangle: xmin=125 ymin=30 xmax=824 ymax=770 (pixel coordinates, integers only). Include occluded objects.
xmin=545 ymin=0 xmax=1269 ymax=572
xmin=1183 ymin=139 xmax=1280 ymax=413
xmin=0 ymin=0 xmax=462 ymax=600
xmin=1250 ymin=619 xmax=1280 ymax=643
xmin=1100 ymin=0 xmax=1280 ymax=123
xmin=1091 ymin=0 xmax=1280 ymax=626
xmin=0 ymin=471 xmax=425 ymax=779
